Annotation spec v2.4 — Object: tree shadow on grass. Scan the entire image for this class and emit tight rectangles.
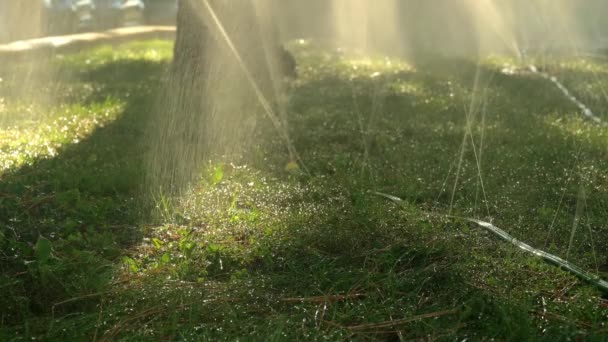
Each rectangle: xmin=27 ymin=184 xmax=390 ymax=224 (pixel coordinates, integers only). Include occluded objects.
xmin=77 ymin=54 xmax=604 ymax=339
xmin=0 ymin=55 xmax=171 ymax=327
xmin=280 ymin=55 xmax=608 ymax=268
xmin=3 ymin=48 xmax=606 ymax=339
xmin=88 ymin=169 xmax=561 ymax=340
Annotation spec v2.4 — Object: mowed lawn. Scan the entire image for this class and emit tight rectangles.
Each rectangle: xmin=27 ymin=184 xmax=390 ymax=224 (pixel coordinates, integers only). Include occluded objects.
xmin=1 ymin=40 xmax=607 ymax=340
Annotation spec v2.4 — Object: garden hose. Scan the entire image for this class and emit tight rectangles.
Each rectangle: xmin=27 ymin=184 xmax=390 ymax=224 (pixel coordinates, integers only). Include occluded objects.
xmin=373 ymin=191 xmax=608 ymax=294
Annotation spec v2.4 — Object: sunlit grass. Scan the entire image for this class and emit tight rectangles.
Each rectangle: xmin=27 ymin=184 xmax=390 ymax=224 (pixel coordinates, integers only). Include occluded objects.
xmin=0 ymin=41 xmax=170 ymax=339
xmin=57 ymin=39 xmax=173 ymax=67
xmin=288 ymin=40 xmax=414 ymax=83
xmin=0 ymin=101 xmax=124 ymax=172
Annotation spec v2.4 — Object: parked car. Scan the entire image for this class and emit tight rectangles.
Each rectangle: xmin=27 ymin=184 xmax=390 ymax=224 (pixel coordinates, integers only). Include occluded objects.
xmin=93 ymin=0 xmax=145 ymax=30
xmin=42 ymin=0 xmax=95 ymax=35
xmin=143 ymin=0 xmax=177 ymax=25
xmin=1 ymin=0 xmax=173 ymax=44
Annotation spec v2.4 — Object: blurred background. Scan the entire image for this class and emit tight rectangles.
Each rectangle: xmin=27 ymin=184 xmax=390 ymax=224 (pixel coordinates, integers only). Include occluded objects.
xmin=1 ymin=0 xmax=606 ymax=56
xmin=0 ymin=0 xmax=178 ymax=43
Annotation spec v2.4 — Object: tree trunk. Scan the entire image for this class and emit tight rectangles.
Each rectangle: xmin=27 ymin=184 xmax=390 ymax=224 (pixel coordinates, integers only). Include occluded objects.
xmin=148 ymin=0 xmax=291 ymax=193
xmin=172 ymin=0 xmax=286 ymax=99
xmin=173 ymin=0 xmax=209 ymax=79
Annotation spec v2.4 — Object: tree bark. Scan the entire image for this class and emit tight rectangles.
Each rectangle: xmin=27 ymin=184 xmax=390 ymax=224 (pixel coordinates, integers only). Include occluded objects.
xmin=172 ymin=0 xmax=287 ymax=98
xmin=173 ymin=0 xmax=209 ymax=78
xmin=149 ymin=0 xmax=291 ymax=193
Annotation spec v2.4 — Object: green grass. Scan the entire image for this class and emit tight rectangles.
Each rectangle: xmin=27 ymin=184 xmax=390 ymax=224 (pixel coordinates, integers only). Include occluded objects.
xmin=1 ymin=40 xmax=608 ymax=340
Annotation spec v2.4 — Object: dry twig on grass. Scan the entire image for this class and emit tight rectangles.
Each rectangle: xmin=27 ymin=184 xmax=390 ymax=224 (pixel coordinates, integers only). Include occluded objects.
xmin=346 ymin=308 xmax=458 ymax=331
xmin=280 ymin=293 xmax=365 ymax=304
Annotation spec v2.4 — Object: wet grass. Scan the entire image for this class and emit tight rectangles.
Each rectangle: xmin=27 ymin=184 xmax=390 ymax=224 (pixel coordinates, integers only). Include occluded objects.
xmin=1 ymin=40 xmax=608 ymax=340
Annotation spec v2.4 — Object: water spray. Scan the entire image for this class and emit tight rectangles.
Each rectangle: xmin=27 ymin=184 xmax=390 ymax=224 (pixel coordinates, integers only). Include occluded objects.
xmin=200 ymin=0 xmax=309 ymax=174
xmin=522 ymin=57 xmax=605 ymax=125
